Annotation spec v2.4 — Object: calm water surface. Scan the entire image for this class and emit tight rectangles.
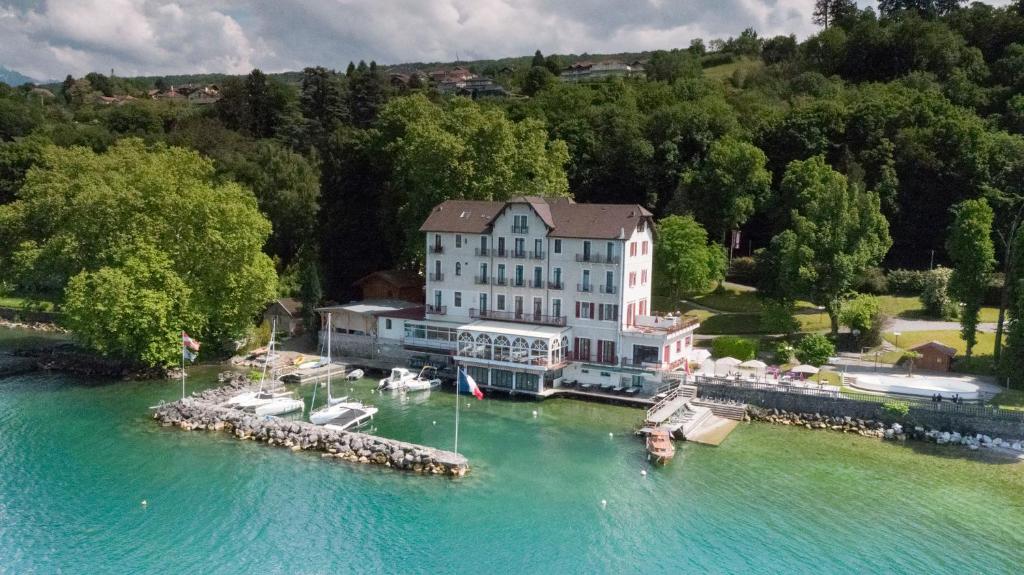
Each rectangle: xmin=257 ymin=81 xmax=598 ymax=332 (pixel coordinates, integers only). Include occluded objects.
xmin=1 ymin=329 xmax=1022 ymax=574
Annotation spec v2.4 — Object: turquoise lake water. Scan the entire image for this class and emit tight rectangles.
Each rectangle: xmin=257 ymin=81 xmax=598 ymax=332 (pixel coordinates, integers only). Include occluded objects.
xmin=1 ymin=329 xmax=1022 ymax=574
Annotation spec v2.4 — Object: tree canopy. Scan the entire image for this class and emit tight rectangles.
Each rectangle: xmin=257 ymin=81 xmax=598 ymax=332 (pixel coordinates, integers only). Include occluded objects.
xmin=653 ymin=215 xmax=727 ymax=300
xmin=947 ymin=198 xmax=995 ymax=357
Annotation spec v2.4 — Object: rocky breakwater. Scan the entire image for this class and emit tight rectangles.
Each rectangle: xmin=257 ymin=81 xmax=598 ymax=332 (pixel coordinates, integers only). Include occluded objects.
xmin=749 ymin=406 xmax=1024 ymax=458
xmin=152 ymin=374 xmax=469 ymax=477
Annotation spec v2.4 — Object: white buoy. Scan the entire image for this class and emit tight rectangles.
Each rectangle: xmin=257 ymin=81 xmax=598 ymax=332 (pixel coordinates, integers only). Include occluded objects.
xmin=432 ymin=421 xmax=437 ymax=425
xmin=641 ymin=470 xmax=647 ymax=477
xmin=609 ymin=432 xmax=614 ymax=437
xmin=141 ymin=500 xmax=148 ymax=507
xmin=466 ymin=403 xmax=470 ymax=407
xmin=601 ymin=499 xmax=607 ymax=509
xmin=532 ymin=410 xmax=538 ymax=417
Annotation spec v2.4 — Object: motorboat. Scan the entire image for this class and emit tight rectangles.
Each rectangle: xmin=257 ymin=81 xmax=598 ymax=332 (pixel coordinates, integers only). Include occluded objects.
xmin=378 ymin=366 xmax=441 ymax=392
xmin=346 ymin=369 xmax=365 ymax=381
xmin=378 ymin=367 xmax=417 ymax=390
xmin=646 ymin=429 xmax=675 ymax=464
xmin=323 ymin=406 xmax=378 ymax=431
xmin=253 ymin=397 xmax=304 ymax=416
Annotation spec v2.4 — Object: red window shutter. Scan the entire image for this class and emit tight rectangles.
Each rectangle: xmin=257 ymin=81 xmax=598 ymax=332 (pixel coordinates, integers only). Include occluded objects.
xmin=597 ymin=342 xmax=603 ymax=363
xmin=598 ymin=305 xmax=604 ymax=321
xmin=664 ymin=345 xmax=670 ymax=363
xmin=575 ymin=301 xmax=580 ymax=318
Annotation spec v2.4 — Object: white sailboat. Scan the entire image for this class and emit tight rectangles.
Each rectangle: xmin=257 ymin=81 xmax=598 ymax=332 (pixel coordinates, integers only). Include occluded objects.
xmin=225 ymin=319 xmax=296 ymax=411
xmin=310 ymin=312 xmax=366 ymax=425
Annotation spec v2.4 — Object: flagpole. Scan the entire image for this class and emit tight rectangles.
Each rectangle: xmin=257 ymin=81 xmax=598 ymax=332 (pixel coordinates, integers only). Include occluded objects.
xmin=454 ymin=367 xmax=460 ymax=456
xmin=180 ymin=330 xmax=186 ymax=400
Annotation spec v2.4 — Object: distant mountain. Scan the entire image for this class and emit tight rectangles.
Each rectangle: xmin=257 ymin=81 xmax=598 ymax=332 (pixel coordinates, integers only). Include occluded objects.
xmin=0 ymin=66 xmax=35 ymax=86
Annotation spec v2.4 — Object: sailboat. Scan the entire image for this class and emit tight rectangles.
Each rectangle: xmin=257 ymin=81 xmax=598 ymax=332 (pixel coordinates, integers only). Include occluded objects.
xmin=225 ymin=319 xmax=297 ymax=412
xmin=309 ymin=312 xmax=370 ymax=425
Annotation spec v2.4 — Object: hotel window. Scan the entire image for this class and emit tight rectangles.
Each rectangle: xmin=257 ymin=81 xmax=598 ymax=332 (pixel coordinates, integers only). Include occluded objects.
xmin=596 ymin=340 xmax=615 ymax=364
xmin=480 ymin=262 xmax=488 ymax=281
xmin=479 ymin=292 xmax=488 ymax=312
xmin=515 ymin=265 xmax=524 ymax=286
xmin=639 ymin=299 xmax=647 ymax=315
xmin=642 ymin=241 xmax=648 ymax=255
xmin=676 ymin=340 xmax=681 ymax=352
xmin=582 ymin=269 xmax=590 ymax=290
xmin=497 ymin=263 xmax=506 ymax=283
xmin=576 ymin=301 xmax=594 ymax=319
xmin=552 ymin=298 xmax=561 ymax=317
xmin=534 ymin=238 xmax=543 ymax=257
xmin=455 ymin=262 xmax=461 ymax=276
xmin=514 ymin=237 xmax=525 ymax=257
xmin=385 ymin=319 xmax=392 ymax=330
xmin=533 ymin=297 xmax=542 ymax=317
xmin=630 ymin=242 xmax=637 ymax=256
xmin=497 ymin=294 xmax=506 ymax=310
xmin=626 ymin=303 xmax=635 ymax=326
xmin=629 ymin=272 xmax=636 ymax=287
xmin=456 ymin=234 xmax=462 ymax=248
xmin=498 ymin=236 xmax=506 ymax=255
xmin=606 ymin=242 xmax=614 ymax=261
xmin=554 ymin=239 xmax=562 ymax=254
xmin=434 ymin=290 xmax=442 ymax=308
xmin=598 ymin=304 xmax=618 ymax=321
xmin=533 ymin=266 xmax=542 ymax=287
xmin=641 ymin=269 xmax=647 ymax=285
xmin=480 ymin=235 xmax=488 ymax=253
xmin=454 ymin=292 xmax=462 ymax=308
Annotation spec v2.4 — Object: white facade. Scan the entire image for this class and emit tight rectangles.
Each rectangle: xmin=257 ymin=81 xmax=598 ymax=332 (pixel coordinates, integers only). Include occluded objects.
xmin=413 ymin=197 xmax=699 ymax=395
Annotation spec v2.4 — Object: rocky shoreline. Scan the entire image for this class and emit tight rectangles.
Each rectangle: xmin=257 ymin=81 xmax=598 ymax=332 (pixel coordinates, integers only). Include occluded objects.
xmin=748 ymin=406 xmax=1024 ymax=457
xmin=8 ymin=345 xmax=168 ymax=379
xmin=0 ymin=318 xmax=67 ymax=333
xmin=152 ymin=373 xmax=469 ymax=476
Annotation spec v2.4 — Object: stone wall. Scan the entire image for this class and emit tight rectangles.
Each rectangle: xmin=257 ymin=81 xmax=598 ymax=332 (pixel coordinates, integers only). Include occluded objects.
xmin=696 ymin=382 xmax=1024 ymax=442
xmin=0 ymin=307 xmax=61 ymax=324
xmin=152 ymin=374 xmax=469 ymax=476
xmin=10 ymin=345 xmax=166 ymax=379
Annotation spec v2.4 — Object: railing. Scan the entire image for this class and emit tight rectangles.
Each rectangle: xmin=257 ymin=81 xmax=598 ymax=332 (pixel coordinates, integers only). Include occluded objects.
xmin=576 ymin=253 xmax=620 ymax=264
xmin=429 ymin=245 xmax=444 ymax=254
xmin=474 ymin=275 xmax=489 ymax=285
xmin=511 ymin=278 xmax=526 ymax=288
xmin=512 ymin=225 xmax=529 ymax=234
xmin=495 ymin=248 xmax=508 ymax=257
xmin=529 ymin=279 xmax=545 ymax=288
xmin=530 ymin=251 xmax=545 ymax=260
xmin=469 ymin=308 xmax=567 ymax=327
xmin=510 ymin=250 xmax=528 ymax=259
xmin=599 ymin=284 xmax=617 ymax=294
xmin=692 ymin=375 xmax=1024 ymax=422
xmin=577 ymin=283 xmax=593 ymax=293
xmin=429 ymin=272 xmax=444 ymax=281
xmin=548 ymin=281 xmax=564 ymax=290
xmin=475 ymin=248 xmax=489 ymax=256
xmin=425 ymin=304 xmax=447 ymax=315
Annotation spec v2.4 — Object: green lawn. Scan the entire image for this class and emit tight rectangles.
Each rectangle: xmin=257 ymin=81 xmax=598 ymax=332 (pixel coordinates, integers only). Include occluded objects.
xmin=992 ymin=388 xmax=1024 ymax=412
xmin=0 ymin=297 xmax=56 ymax=312
xmin=875 ymin=295 xmax=1000 ymax=322
xmin=882 ymin=330 xmax=996 ymax=357
xmin=692 ymin=287 xmax=763 ymax=313
xmin=703 ymin=57 xmax=764 ymax=81
xmin=696 ymin=313 xmax=762 ymax=335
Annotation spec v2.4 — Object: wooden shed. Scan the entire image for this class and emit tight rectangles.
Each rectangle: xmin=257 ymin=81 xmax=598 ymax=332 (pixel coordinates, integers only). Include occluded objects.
xmin=909 ymin=341 xmax=957 ymax=372
xmin=353 ymin=270 xmax=423 ymax=303
xmin=263 ymin=298 xmax=304 ymax=336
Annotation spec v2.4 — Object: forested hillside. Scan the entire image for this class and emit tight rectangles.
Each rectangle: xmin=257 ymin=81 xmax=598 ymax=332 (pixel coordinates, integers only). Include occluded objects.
xmin=1 ymin=0 xmax=1022 ymax=375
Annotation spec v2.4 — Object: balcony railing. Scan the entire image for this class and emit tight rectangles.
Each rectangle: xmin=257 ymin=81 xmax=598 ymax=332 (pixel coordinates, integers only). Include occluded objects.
xmin=511 ymin=278 xmax=526 ymax=288
xmin=475 ymin=248 xmax=489 ymax=256
xmin=488 ymin=276 xmax=505 ymax=286
xmin=548 ymin=281 xmax=564 ymax=290
xmin=495 ymin=248 xmax=508 ymax=258
xmin=577 ymin=283 xmax=593 ymax=293
xmin=529 ymin=279 xmax=545 ymax=288
xmin=469 ymin=308 xmax=567 ymax=327
xmin=599 ymin=284 xmax=617 ymax=294
xmin=429 ymin=245 xmax=444 ymax=254
xmin=474 ymin=275 xmax=489 ymax=285
xmin=512 ymin=225 xmax=529 ymax=234
xmin=576 ymin=253 xmax=620 ymax=264
xmin=510 ymin=250 xmax=528 ymax=259
xmin=429 ymin=272 xmax=444 ymax=281
xmin=426 ymin=304 xmax=447 ymax=315
xmin=529 ymin=251 xmax=545 ymax=260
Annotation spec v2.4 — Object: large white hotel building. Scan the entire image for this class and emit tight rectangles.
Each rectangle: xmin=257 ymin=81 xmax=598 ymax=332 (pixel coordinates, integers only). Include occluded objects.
xmin=357 ymin=196 xmax=700 ymax=395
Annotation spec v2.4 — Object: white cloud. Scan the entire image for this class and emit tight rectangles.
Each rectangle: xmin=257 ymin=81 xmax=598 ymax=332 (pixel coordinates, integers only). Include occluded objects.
xmin=0 ymin=0 xmax=1014 ymax=81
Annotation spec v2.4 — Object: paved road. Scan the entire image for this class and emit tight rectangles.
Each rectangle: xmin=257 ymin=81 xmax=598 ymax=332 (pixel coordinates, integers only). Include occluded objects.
xmin=886 ymin=318 xmax=997 ymax=333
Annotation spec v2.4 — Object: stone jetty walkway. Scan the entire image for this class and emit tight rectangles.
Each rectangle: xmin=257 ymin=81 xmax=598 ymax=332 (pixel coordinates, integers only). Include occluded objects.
xmin=152 ymin=374 xmax=469 ymax=477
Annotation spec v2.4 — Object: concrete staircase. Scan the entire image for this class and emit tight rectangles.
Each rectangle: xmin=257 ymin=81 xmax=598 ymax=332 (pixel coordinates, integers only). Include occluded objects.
xmin=692 ymin=400 xmax=747 ymax=421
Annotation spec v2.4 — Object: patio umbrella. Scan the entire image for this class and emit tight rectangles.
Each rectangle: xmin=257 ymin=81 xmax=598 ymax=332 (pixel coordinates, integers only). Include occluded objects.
xmin=689 ymin=348 xmax=711 ymax=362
xmin=715 ymin=356 xmax=741 ymax=376
xmin=739 ymin=359 xmax=767 ymax=369
xmin=789 ymin=364 xmax=819 ymax=375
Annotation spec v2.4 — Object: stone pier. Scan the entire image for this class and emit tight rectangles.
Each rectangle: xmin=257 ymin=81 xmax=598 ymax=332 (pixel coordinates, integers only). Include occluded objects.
xmin=152 ymin=374 xmax=469 ymax=477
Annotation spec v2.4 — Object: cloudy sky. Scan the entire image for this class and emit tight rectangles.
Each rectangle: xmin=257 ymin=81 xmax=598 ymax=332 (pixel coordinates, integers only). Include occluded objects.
xmin=0 ymin=0 xmax=1011 ymax=81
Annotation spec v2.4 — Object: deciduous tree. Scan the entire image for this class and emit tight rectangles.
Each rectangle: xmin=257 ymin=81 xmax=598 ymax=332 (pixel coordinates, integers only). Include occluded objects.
xmin=947 ymin=198 xmax=995 ymax=358
xmin=653 ymin=215 xmax=727 ymax=300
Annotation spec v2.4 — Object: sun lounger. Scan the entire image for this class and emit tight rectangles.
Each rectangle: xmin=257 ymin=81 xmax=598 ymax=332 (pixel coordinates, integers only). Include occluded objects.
xmin=579 ymin=383 xmax=594 ymax=391
xmin=625 ymin=387 xmax=641 ymax=396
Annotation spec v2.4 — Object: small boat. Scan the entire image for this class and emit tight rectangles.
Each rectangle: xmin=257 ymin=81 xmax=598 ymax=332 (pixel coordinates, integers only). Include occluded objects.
xmin=378 ymin=366 xmax=441 ymax=392
xmin=253 ymin=397 xmax=304 ymax=416
xmin=646 ymin=429 xmax=675 ymax=464
xmin=378 ymin=367 xmax=417 ymax=390
xmin=309 ymin=312 xmax=364 ymax=424
xmin=323 ymin=406 xmax=378 ymax=431
xmin=298 ymin=359 xmax=326 ymax=370
xmin=225 ymin=318 xmax=293 ymax=409
xmin=346 ymin=369 xmax=364 ymax=381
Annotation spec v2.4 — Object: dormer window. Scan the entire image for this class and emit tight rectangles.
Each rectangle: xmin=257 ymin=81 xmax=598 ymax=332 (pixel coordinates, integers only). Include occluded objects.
xmin=512 ymin=215 xmax=528 ymax=234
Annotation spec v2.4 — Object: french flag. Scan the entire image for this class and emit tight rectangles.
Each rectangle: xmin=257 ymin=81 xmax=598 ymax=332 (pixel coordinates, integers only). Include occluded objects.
xmin=181 ymin=331 xmax=201 ymax=352
xmin=458 ymin=368 xmax=484 ymax=400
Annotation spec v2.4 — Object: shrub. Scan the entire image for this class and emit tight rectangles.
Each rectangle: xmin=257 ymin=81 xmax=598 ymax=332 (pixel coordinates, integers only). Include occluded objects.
xmin=920 ymin=267 xmax=957 ymax=319
xmin=887 ymin=269 xmax=928 ymax=295
xmin=727 ymin=256 xmax=758 ymax=285
xmin=840 ymin=294 xmax=885 ymax=347
xmin=711 ymin=336 xmax=758 ymax=360
xmin=794 ymin=333 xmax=835 ymax=366
xmin=856 ymin=267 xmax=889 ymax=294
xmin=882 ymin=401 xmax=910 ymax=417
xmin=772 ymin=341 xmax=795 ymax=364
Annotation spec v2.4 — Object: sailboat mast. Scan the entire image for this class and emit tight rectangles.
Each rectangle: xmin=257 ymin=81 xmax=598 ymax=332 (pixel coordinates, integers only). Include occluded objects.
xmin=454 ymin=367 xmax=461 ymax=456
xmin=326 ymin=312 xmax=332 ymax=402
xmin=180 ymin=331 xmax=186 ymax=400
xmin=258 ymin=318 xmax=276 ymax=393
